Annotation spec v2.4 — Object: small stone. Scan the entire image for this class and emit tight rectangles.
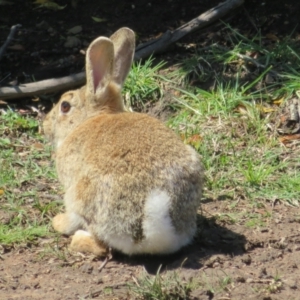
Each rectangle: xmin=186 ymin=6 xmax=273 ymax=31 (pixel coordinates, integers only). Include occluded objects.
xmin=290 ymin=263 xmax=298 ymax=268
xmin=10 ymin=281 xmax=19 ymax=290
xmin=80 ymin=263 xmax=93 ymax=274
xmin=285 ymin=279 xmax=298 ymax=289
xmin=68 ymin=25 xmax=82 ymax=35
xmin=236 ymin=276 xmax=246 ymax=283
xmin=47 ymin=27 xmax=55 ymax=34
xmin=31 ymin=51 xmax=39 ymax=57
xmin=265 ymin=73 xmax=274 ymax=84
xmin=93 ymin=278 xmax=103 ymax=284
xmin=33 ymin=282 xmax=40 ymax=289
xmin=36 ymin=21 xmax=49 ymax=30
xmin=64 ymin=36 xmax=81 ymax=48
xmin=242 ymin=254 xmax=252 ymax=265
xmin=21 ymin=284 xmax=30 ymax=290
xmin=258 ymin=267 xmax=267 ymax=278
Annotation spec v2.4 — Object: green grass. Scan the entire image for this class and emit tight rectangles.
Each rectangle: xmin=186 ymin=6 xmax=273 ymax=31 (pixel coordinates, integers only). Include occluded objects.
xmin=123 ymin=56 xmax=166 ymax=110
xmin=1 ymin=22 xmax=300 ymax=298
xmin=0 ymin=109 xmax=58 ymax=246
xmin=0 ymin=224 xmax=49 ymax=245
xmin=129 ymin=266 xmax=195 ymax=300
xmin=168 ymin=26 xmax=300 ymax=208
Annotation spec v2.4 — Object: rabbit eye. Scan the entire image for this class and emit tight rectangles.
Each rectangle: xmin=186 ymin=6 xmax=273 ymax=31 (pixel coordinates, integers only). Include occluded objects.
xmin=61 ymin=101 xmax=71 ymax=114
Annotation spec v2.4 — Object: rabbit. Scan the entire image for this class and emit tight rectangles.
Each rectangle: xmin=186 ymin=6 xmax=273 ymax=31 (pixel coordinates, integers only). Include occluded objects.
xmin=43 ymin=27 xmax=203 ymax=256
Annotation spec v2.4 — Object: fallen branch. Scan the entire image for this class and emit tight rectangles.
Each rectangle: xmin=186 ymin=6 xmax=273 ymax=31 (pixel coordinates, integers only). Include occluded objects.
xmin=0 ymin=0 xmax=244 ymax=101
xmin=0 ymin=72 xmax=85 ymax=100
xmin=135 ymin=0 xmax=244 ymax=60
xmin=0 ymin=24 xmax=22 ymax=62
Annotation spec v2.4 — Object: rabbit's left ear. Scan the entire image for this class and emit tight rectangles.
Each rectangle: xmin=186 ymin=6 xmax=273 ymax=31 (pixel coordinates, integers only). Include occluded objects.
xmin=110 ymin=27 xmax=135 ymax=87
xmin=85 ymin=37 xmax=114 ymax=97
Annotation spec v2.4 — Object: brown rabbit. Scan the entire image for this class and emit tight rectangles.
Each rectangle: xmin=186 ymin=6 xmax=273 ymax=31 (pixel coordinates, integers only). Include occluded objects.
xmin=43 ymin=27 xmax=203 ymax=256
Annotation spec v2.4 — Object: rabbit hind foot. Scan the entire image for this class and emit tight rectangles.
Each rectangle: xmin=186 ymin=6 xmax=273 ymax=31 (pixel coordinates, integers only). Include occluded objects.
xmin=70 ymin=230 xmax=108 ymax=257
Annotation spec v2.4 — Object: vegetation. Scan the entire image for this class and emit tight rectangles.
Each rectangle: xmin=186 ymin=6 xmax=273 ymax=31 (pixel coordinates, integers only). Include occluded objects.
xmin=129 ymin=266 xmax=194 ymax=300
xmin=0 ymin=24 xmax=299 ymax=298
xmin=0 ymin=110 xmax=59 ymax=246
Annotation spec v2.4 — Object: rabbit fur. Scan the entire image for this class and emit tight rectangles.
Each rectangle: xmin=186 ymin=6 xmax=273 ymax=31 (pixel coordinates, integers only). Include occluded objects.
xmin=43 ymin=27 xmax=203 ymax=256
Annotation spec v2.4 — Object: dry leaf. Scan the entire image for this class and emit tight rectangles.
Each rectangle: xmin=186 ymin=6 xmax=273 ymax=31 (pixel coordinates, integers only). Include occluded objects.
xmin=278 ymin=134 xmax=300 ymax=144
xmin=248 ymin=51 xmax=259 ymax=59
xmin=280 ymin=115 xmax=287 ymax=123
xmin=8 ymin=44 xmax=25 ymax=51
xmin=185 ymin=134 xmax=202 ymax=149
xmin=256 ymin=104 xmax=276 ymax=113
xmin=91 ymin=16 xmax=107 ymax=23
xmin=32 ymin=142 xmax=44 ymax=150
xmin=266 ymin=33 xmax=279 ymax=42
xmin=235 ymin=104 xmax=248 ymax=115
xmin=173 ymin=90 xmax=181 ymax=97
xmin=34 ymin=0 xmax=66 ymax=10
xmin=273 ymin=97 xmax=284 ymax=105
xmin=18 ymin=151 xmax=30 ymax=157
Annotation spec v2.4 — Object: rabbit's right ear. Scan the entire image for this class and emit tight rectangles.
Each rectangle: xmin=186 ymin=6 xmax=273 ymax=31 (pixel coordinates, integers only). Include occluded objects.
xmin=110 ymin=27 xmax=135 ymax=86
xmin=85 ymin=37 xmax=114 ymax=101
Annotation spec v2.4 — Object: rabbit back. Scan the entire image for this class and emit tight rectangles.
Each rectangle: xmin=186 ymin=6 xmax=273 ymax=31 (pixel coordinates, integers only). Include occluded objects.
xmin=56 ymin=111 xmax=203 ymax=254
xmin=44 ymin=27 xmax=203 ymax=255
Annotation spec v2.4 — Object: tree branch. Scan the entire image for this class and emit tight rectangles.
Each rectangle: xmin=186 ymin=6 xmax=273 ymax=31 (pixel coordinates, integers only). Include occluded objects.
xmin=0 ymin=72 xmax=85 ymax=100
xmin=0 ymin=24 xmax=22 ymax=62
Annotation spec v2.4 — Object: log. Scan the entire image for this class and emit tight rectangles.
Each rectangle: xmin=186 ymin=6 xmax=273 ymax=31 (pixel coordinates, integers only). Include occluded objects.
xmin=0 ymin=73 xmax=86 ymax=100
xmin=0 ymin=0 xmax=244 ymax=101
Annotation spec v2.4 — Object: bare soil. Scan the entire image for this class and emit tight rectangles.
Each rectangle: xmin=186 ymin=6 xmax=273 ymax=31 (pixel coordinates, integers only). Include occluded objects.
xmin=1 ymin=1 xmax=300 ymax=299
xmin=1 ymin=201 xmax=300 ymax=299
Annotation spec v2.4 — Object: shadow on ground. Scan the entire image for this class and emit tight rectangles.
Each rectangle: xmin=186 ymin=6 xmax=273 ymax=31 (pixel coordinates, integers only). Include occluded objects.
xmin=112 ymin=213 xmax=246 ymax=275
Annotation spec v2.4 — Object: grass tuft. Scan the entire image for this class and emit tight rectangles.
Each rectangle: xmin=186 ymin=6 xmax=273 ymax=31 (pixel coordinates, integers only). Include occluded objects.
xmin=168 ymin=25 xmax=300 ymax=208
xmin=123 ymin=57 xmax=166 ymax=110
xmin=129 ymin=266 xmax=194 ymax=300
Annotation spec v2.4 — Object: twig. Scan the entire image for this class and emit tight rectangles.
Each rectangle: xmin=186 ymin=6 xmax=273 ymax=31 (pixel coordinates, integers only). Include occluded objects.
xmin=206 ymin=43 xmax=281 ymax=78
xmin=42 ymin=194 xmax=62 ymax=201
xmin=131 ymin=275 xmax=140 ymax=287
xmin=98 ymin=255 xmax=109 ymax=271
xmin=0 ymin=24 xmax=22 ymax=61
xmin=235 ymin=53 xmax=280 ymax=78
xmin=242 ymin=6 xmax=258 ymax=32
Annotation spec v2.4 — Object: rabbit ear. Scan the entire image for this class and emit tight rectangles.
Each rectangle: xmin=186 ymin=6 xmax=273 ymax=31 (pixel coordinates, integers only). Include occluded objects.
xmin=85 ymin=37 xmax=114 ymax=98
xmin=110 ymin=27 xmax=135 ymax=86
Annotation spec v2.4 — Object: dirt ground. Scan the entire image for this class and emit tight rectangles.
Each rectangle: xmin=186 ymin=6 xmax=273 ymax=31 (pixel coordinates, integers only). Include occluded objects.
xmin=1 ymin=201 xmax=300 ymax=299
xmin=1 ymin=0 xmax=300 ymax=299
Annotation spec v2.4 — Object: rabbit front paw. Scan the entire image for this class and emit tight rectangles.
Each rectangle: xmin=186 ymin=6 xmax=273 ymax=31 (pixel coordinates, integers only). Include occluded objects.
xmin=52 ymin=213 xmax=83 ymax=235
